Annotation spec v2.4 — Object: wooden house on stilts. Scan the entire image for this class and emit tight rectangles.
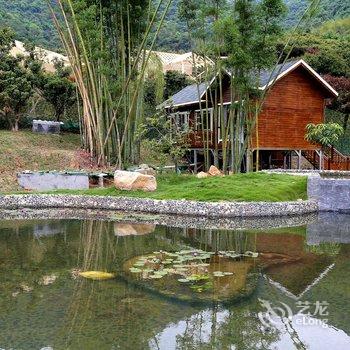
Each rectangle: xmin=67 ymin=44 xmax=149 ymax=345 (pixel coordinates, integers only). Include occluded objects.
xmin=162 ymin=59 xmax=348 ymax=172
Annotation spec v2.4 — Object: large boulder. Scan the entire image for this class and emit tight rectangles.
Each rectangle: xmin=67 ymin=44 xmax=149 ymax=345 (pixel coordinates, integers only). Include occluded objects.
xmin=197 ymin=171 xmax=209 ymax=179
xmin=114 ymin=170 xmax=157 ymax=192
xmin=208 ymin=165 xmax=222 ymax=176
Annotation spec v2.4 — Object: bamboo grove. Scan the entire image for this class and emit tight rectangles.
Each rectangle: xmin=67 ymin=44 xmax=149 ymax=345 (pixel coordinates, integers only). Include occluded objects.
xmin=48 ymin=0 xmax=172 ymax=168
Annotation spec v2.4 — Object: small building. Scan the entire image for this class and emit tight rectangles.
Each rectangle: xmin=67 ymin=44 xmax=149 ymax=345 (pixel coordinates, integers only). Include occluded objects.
xmin=163 ymin=59 xmax=347 ymax=171
xmin=153 ymin=51 xmax=213 ymax=77
xmin=10 ymin=40 xmax=70 ymax=73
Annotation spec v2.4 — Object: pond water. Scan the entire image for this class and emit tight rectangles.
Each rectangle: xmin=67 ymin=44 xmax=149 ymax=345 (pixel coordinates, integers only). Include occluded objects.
xmin=0 ymin=213 xmax=349 ymax=350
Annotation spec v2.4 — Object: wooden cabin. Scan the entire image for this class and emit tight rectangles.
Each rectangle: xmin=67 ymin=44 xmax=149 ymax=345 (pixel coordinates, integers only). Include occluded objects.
xmin=163 ymin=59 xmax=347 ymax=171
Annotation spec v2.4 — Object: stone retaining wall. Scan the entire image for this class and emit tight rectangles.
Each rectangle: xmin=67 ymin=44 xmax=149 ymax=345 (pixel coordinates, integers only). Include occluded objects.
xmin=0 ymin=194 xmax=318 ymax=218
xmin=0 ymin=208 xmax=317 ymax=231
xmin=308 ymin=176 xmax=350 ymax=212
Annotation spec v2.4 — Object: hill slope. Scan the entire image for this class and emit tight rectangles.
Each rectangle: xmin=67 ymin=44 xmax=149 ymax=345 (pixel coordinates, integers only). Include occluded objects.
xmin=1 ymin=1 xmax=349 ymax=52
xmin=0 ymin=131 xmax=84 ymax=192
xmin=285 ymin=0 xmax=350 ymax=27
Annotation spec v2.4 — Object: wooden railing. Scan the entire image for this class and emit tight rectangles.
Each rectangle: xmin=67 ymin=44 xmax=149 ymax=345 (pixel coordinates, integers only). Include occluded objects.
xmin=324 ymin=146 xmax=350 ymax=170
xmin=302 ymin=147 xmax=350 ymax=170
xmin=302 ymin=150 xmax=321 ymax=169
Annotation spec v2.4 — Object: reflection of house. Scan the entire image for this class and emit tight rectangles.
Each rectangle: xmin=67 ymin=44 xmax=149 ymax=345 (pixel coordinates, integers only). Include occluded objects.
xmin=257 ymin=232 xmax=335 ymax=299
xmin=153 ymin=51 xmax=212 ymax=77
xmin=163 ymin=59 xmax=345 ymax=171
xmin=34 ymin=221 xmax=66 ymax=238
xmin=10 ymin=40 xmax=69 ymax=73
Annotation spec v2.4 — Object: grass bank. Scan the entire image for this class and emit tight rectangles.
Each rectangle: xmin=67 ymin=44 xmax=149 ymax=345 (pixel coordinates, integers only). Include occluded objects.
xmin=0 ymin=130 xmax=89 ymax=192
xmin=52 ymin=173 xmax=308 ymax=202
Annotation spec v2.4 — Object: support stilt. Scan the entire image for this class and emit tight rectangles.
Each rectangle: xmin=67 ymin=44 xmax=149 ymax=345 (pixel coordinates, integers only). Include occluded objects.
xmin=295 ymin=150 xmax=302 ymax=170
xmin=193 ymin=149 xmax=198 ymax=174
xmin=319 ymin=150 xmax=323 ymax=170
xmin=213 ymin=151 xmax=219 ymax=169
xmin=246 ymin=150 xmax=252 ymax=172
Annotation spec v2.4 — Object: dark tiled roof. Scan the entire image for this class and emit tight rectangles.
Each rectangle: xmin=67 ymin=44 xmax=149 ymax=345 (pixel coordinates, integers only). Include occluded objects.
xmin=166 ymin=81 xmax=208 ymax=107
xmin=257 ymin=60 xmax=299 ymax=87
xmin=166 ymin=60 xmax=301 ymax=107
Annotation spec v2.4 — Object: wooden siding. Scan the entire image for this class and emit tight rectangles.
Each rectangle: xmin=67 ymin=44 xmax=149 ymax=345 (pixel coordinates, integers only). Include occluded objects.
xmin=253 ymin=67 xmax=327 ymax=150
xmin=175 ymin=66 xmax=333 ymax=151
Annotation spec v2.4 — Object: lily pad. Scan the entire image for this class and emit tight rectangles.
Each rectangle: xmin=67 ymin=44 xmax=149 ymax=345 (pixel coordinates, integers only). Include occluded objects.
xmin=174 ymin=268 xmax=188 ymax=273
xmin=178 ymin=278 xmax=190 ymax=283
xmin=173 ymin=264 xmax=187 ymax=268
xmin=196 ymin=263 xmax=210 ymax=267
xmin=164 ymin=252 xmax=178 ymax=257
xmin=155 ymin=270 xmax=168 ymax=276
xmin=149 ymin=274 xmax=163 ymax=279
xmin=133 ymin=262 xmax=146 ymax=267
xmin=129 ymin=268 xmax=142 ymax=273
xmin=228 ymin=254 xmax=241 ymax=259
xmin=213 ymin=271 xmax=226 ymax=277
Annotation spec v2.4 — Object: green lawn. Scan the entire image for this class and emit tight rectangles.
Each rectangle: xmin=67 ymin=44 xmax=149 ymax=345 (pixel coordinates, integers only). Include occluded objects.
xmin=51 ymin=172 xmax=308 ymax=202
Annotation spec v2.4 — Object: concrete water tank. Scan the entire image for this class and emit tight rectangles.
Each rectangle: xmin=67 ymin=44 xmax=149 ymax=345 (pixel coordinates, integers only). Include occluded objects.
xmin=17 ymin=171 xmax=89 ymax=191
xmin=32 ymin=120 xmax=63 ymax=134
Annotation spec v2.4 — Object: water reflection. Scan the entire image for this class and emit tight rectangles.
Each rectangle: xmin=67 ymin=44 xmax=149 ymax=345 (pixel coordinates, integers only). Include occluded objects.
xmin=0 ymin=214 xmax=349 ymax=350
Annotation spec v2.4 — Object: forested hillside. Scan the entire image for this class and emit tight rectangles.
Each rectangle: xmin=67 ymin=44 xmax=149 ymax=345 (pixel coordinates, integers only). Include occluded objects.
xmin=156 ymin=0 xmax=190 ymax=52
xmin=285 ymin=0 xmax=350 ymax=27
xmin=0 ymin=1 xmax=60 ymax=50
xmin=1 ymin=0 xmax=349 ymax=52
xmin=159 ymin=0 xmax=350 ymax=51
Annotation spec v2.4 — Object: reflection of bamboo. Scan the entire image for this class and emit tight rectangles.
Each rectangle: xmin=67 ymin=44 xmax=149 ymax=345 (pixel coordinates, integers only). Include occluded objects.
xmin=182 ymin=228 xmax=258 ymax=254
xmin=60 ymin=220 xmax=119 ymax=347
xmin=63 ymin=217 xmax=162 ymax=342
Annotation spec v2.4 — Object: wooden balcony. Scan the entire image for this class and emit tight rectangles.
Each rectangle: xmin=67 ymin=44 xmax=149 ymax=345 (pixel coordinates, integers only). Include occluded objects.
xmin=187 ymin=130 xmax=216 ymax=149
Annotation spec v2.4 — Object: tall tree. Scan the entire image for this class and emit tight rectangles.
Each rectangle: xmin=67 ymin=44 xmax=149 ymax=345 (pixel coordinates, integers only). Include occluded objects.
xmin=0 ymin=28 xmax=34 ymax=131
xmin=40 ymin=60 xmax=76 ymax=122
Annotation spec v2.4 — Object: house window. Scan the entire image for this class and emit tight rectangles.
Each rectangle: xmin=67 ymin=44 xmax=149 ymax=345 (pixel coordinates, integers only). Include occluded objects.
xmin=171 ymin=112 xmax=189 ymax=129
xmin=195 ymin=109 xmax=213 ymax=131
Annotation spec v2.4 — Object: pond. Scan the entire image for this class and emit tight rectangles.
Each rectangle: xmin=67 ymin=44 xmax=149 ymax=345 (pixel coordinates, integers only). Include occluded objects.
xmin=0 ymin=211 xmax=349 ymax=350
